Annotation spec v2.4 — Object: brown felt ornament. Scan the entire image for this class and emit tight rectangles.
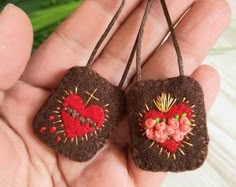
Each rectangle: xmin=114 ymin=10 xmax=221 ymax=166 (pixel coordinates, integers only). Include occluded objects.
xmin=33 ymin=0 xmax=129 ymax=162
xmin=127 ymin=0 xmax=208 ymax=172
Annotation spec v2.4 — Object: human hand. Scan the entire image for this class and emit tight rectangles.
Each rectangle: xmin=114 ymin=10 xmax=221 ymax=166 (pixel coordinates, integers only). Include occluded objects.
xmin=0 ymin=0 xmax=230 ymax=186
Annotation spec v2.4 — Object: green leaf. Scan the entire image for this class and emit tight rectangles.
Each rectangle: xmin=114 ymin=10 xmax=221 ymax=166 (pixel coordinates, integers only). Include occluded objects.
xmin=30 ymin=1 xmax=81 ymax=32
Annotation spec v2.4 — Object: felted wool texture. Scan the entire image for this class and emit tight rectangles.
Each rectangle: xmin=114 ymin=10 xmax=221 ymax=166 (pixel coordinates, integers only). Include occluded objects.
xmin=33 ymin=67 xmax=125 ymax=162
xmin=127 ymin=76 xmax=208 ymax=172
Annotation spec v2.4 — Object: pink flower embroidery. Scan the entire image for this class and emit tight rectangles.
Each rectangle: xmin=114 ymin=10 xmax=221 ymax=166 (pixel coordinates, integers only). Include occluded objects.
xmin=172 ymin=129 xmax=185 ymax=142
xmin=154 ymin=130 xmax=168 ymax=143
xmin=180 ymin=123 xmax=192 ymax=135
xmin=155 ymin=122 xmax=166 ymax=131
xmin=145 ymin=118 xmax=156 ymax=129
xmin=164 ymin=125 xmax=175 ymax=136
xmin=146 ymin=128 xmax=155 ymax=139
xmin=144 ymin=113 xmax=193 ymax=143
xmin=168 ymin=118 xmax=179 ymax=129
xmin=179 ymin=116 xmax=190 ymax=126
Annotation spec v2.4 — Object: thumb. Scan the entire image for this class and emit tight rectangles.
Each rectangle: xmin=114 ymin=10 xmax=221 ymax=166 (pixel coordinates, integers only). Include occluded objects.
xmin=0 ymin=4 xmax=33 ymax=103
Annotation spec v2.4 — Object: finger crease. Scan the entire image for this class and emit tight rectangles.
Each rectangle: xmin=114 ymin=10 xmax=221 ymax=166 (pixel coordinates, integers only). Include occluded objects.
xmin=54 ymin=28 xmax=91 ymax=59
xmin=90 ymin=0 xmax=123 ymax=25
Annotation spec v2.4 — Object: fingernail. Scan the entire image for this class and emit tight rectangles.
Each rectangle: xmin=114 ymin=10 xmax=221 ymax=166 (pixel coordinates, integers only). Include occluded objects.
xmin=1 ymin=4 xmax=16 ymax=14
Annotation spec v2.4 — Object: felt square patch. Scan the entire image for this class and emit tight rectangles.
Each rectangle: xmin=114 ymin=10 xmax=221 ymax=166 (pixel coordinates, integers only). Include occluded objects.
xmin=127 ymin=76 xmax=208 ymax=172
xmin=33 ymin=67 xmax=125 ymax=161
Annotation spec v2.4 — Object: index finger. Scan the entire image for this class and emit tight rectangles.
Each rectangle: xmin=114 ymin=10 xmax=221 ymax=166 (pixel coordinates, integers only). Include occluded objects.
xmin=22 ymin=0 xmax=141 ymax=90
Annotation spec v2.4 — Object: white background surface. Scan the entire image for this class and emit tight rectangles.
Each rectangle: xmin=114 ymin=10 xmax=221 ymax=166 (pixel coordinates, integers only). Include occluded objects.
xmin=162 ymin=1 xmax=236 ymax=187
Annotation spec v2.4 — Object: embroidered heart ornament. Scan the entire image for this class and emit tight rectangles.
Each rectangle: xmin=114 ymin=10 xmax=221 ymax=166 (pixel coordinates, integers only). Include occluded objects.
xmin=33 ymin=67 xmax=125 ymax=162
xmin=127 ymin=76 xmax=209 ymax=172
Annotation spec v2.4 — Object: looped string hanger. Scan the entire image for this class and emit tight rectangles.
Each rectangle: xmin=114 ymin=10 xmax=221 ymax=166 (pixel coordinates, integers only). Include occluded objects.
xmin=135 ymin=0 xmax=184 ymax=82
xmin=86 ymin=0 xmax=125 ymax=67
xmin=160 ymin=0 xmax=184 ymax=76
xmin=85 ymin=0 xmax=142 ymax=89
xmin=119 ymin=0 xmax=154 ymax=88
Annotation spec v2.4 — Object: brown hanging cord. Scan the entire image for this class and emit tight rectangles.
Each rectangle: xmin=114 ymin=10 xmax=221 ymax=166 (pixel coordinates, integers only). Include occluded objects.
xmin=136 ymin=0 xmax=154 ymax=81
xmin=160 ymin=0 xmax=184 ymax=76
xmin=119 ymin=0 xmax=154 ymax=88
xmin=86 ymin=0 xmax=125 ymax=67
xmin=134 ymin=0 xmax=185 ymax=82
xmin=118 ymin=33 xmax=138 ymax=89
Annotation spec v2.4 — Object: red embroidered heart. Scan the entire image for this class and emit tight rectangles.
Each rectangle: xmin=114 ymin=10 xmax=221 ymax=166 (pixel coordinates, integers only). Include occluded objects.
xmin=143 ymin=103 xmax=193 ymax=153
xmin=61 ymin=94 xmax=105 ymax=138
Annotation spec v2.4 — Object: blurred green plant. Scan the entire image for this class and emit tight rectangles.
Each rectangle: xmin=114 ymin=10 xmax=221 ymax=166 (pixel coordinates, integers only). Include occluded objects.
xmin=0 ymin=0 xmax=82 ymax=49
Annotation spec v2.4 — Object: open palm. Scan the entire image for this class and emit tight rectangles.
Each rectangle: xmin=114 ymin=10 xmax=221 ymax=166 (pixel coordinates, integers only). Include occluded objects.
xmin=0 ymin=1 xmax=230 ymax=187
